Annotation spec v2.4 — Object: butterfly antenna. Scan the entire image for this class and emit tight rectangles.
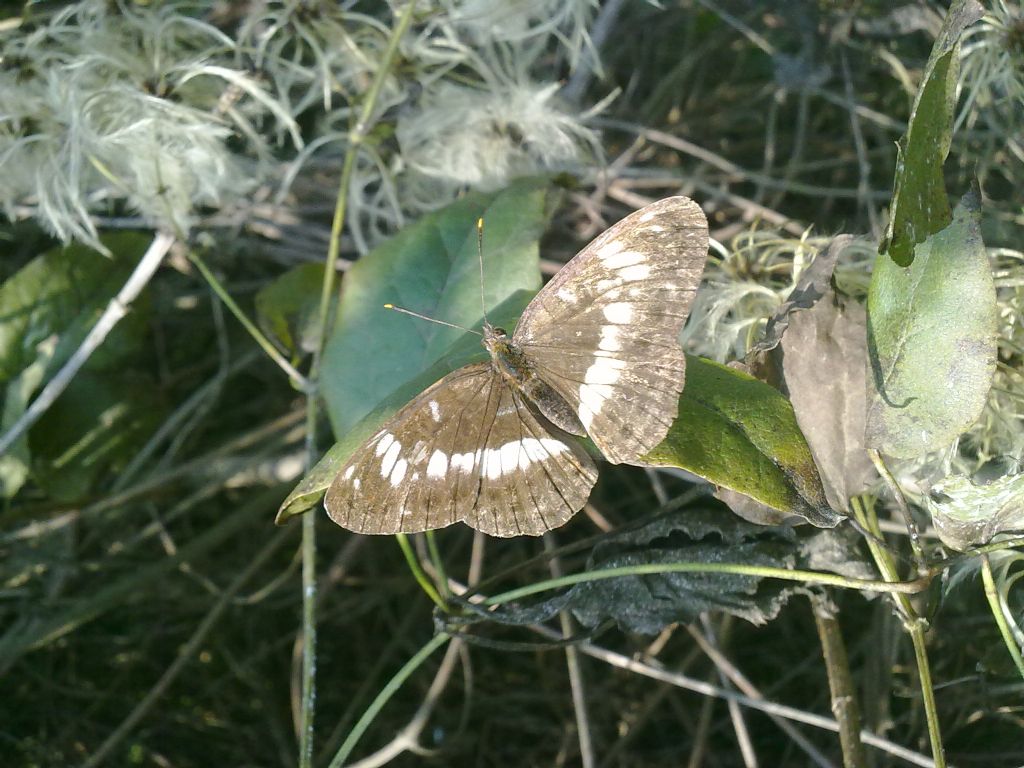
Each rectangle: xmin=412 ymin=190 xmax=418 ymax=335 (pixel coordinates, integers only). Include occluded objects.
xmin=477 ymin=217 xmax=489 ymax=326
xmin=383 ymin=304 xmax=482 ymax=336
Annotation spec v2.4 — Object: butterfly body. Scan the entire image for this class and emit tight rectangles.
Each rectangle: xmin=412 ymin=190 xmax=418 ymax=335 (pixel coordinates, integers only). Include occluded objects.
xmin=326 ymin=196 xmax=709 ymax=537
xmin=483 ymin=322 xmax=587 ymax=436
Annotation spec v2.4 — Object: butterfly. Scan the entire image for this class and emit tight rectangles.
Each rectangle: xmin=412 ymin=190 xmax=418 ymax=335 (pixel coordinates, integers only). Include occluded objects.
xmin=325 ymin=197 xmax=709 ymax=537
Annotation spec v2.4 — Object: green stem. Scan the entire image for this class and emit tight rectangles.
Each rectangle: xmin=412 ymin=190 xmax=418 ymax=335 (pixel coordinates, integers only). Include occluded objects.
xmin=907 ymin=619 xmax=945 ymax=768
xmin=483 ymin=560 xmax=928 ymax=608
xmin=311 ymin=1 xmax=419 ymax=352
xmin=298 ymin=501 xmax=317 ymax=768
xmin=850 ymin=495 xmax=945 ymax=768
xmin=328 ymin=632 xmax=451 ymax=768
xmin=188 ymin=250 xmax=310 ymax=392
xmin=299 ymin=4 xmax=420 ymax=766
xmin=868 ymin=449 xmax=925 ymax=571
xmin=425 ymin=530 xmax=451 ymax=599
xmin=396 ymin=533 xmax=448 ymax=611
xmin=981 ymin=555 xmax=1024 ymax=679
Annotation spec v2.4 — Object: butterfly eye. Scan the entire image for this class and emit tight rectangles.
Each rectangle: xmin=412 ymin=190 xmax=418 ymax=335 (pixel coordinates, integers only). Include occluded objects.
xmin=493 ymin=327 xmax=508 ymax=337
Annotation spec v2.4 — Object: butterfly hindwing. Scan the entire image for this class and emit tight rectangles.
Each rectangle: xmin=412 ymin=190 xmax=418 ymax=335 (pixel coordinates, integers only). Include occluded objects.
xmin=324 ymin=364 xmax=598 ymax=536
xmin=512 ymin=197 xmax=708 ymax=464
xmin=463 ymin=385 xmax=597 ymax=536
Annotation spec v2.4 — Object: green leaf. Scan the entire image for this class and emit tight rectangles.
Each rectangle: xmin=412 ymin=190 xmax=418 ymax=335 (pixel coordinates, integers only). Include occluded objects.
xmin=276 ymin=441 xmax=349 ymax=524
xmin=880 ymin=0 xmax=983 ymax=267
xmin=866 ymin=191 xmax=997 ymax=458
xmin=925 ymin=471 xmax=1024 ymax=551
xmin=0 ymin=233 xmax=151 ymax=498
xmin=321 ymin=177 xmax=556 ymax=437
xmin=30 ymin=369 xmax=165 ymax=502
xmin=0 ymin=233 xmax=148 ymax=384
xmin=255 ymin=262 xmax=328 ymax=357
xmin=642 ymin=355 xmax=841 ymax=528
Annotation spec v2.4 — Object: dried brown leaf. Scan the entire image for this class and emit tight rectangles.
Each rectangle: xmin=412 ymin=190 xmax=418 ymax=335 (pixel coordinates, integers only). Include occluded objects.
xmin=779 ymin=290 xmax=877 ymax=512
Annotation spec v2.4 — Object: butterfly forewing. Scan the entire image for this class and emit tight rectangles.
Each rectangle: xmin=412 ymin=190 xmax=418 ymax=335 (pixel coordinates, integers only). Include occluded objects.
xmin=325 ymin=364 xmax=598 ymax=536
xmin=512 ymin=197 xmax=708 ymax=464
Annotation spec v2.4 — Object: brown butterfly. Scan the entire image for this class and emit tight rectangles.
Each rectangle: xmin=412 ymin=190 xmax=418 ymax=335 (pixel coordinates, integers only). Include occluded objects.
xmin=326 ymin=197 xmax=709 ymax=537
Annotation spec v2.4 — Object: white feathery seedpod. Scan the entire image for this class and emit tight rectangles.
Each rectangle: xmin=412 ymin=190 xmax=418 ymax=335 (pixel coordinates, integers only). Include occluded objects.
xmin=957 ymin=1 xmax=1024 ymax=162
xmin=438 ymin=0 xmax=598 ymax=68
xmin=0 ymin=3 xmax=270 ymax=248
xmin=396 ymin=77 xmax=600 ymax=194
xmin=681 ymin=229 xmax=832 ymax=362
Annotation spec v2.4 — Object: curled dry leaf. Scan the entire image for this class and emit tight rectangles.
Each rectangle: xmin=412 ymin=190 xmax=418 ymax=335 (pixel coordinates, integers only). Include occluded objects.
xmin=779 ymin=288 xmax=877 ymax=512
xmin=749 ymin=235 xmax=853 ymax=358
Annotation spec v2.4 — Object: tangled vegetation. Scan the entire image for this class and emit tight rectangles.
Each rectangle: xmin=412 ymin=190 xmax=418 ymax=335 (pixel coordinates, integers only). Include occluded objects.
xmin=2 ymin=2 xmax=1023 ymax=767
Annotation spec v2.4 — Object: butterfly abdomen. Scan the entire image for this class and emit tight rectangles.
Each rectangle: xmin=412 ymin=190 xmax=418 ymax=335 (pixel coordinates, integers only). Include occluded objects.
xmin=485 ymin=327 xmax=587 ymax=437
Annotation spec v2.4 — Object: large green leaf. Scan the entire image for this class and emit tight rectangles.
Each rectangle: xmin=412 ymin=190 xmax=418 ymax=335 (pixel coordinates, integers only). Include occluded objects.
xmin=642 ymin=355 xmax=840 ymax=528
xmin=866 ymin=191 xmax=997 ymax=458
xmin=0 ymin=233 xmax=151 ymax=498
xmin=0 ymin=233 xmax=148 ymax=383
xmin=321 ymin=177 xmax=556 ymax=437
xmin=880 ymin=0 xmax=983 ymax=267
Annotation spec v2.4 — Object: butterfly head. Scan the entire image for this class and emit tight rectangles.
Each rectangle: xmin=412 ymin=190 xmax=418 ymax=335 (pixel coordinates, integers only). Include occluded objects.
xmin=482 ymin=321 xmax=510 ymax=353
xmin=479 ymin=319 xmax=512 ymax=364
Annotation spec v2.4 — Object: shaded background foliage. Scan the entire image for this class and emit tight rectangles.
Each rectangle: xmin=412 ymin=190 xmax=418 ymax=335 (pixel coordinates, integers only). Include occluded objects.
xmin=2 ymin=1 xmax=1024 ymax=767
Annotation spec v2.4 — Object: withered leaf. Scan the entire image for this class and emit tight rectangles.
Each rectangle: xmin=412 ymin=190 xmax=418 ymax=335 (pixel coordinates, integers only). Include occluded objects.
xmin=779 ymin=289 xmax=876 ymax=512
xmin=750 ymin=235 xmax=854 ymax=357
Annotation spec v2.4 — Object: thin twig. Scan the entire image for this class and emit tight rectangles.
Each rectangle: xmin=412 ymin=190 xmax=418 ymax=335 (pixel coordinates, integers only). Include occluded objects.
xmin=341 ymin=531 xmax=486 ymax=768
xmin=687 ymin=624 xmax=835 ymax=768
xmin=607 ymin=176 xmax=808 ymax=237
xmin=532 ymin=625 xmax=936 ymax=768
xmin=598 ymin=120 xmax=891 ymax=201
xmin=811 ymin=594 xmax=868 ymax=768
xmin=850 ymin=496 xmax=945 ymax=768
xmin=980 ymin=555 xmax=1024 ymax=678
xmin=840 ymin=49 xmax=881 ymax=234
xmin=188 ymin=250 xmax=310 ymax=391
xmin=345 ymin=638 xmax=465 ymax=768
xmin=328 ymin=632 xmax=452 ymax=768
xmin=396 ymin=533 xmax=448 ymax=610
xmin=0 ymin=231 xmax=175 ymax=457
xmin=545 ymin=534 xmax=596 ymax=768
xmin=695 ymin=617 xmax=760 ymax=768
xmin=868 ymin=449 xmax=926 ymax=572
